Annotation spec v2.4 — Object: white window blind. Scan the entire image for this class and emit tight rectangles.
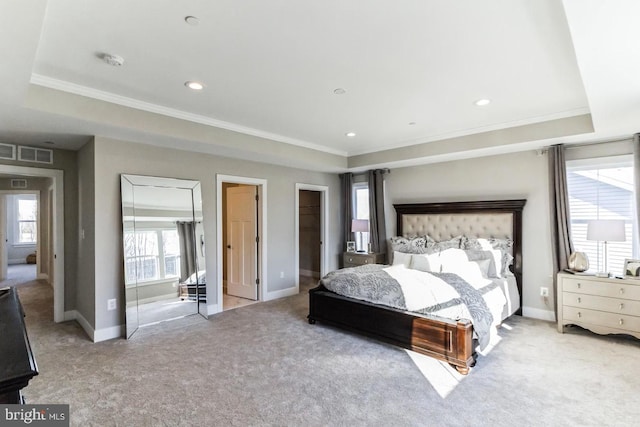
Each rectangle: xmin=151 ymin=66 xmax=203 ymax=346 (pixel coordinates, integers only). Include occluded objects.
xmin=566 ymin=156 xmax=635 ymax=275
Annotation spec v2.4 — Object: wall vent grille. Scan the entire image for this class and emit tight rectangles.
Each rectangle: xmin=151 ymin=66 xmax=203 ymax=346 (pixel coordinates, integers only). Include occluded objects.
xmin=18 ymin=146 xmax=53 ymax=164
xmin=11 ymin=179 xmax=27 ymax=189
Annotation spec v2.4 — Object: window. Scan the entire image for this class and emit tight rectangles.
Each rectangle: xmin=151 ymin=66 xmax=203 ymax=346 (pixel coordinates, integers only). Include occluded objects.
xmin=15 ymin=195 xmax=37 ymax=244
xmin=352 ymin=182 xmax=369 ymax=251
xmin=566 ymin=156 xmax=635 ymax=274
xmin=124 ymin=228 xmax=181 ymax=284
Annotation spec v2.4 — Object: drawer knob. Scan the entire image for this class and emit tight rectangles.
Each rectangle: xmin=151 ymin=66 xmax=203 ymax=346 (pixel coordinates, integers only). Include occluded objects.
xmin=364 ymin=260 xmax=369 ymax=264
xmin=620 ymin=303 xmax=624 ymax=310
xmin=577 ymin=312 xmax=582 ymax=318
xmin=619 ymin=319 xmax=624 ymax=326
xmin=619 ymin=288 xmax=624 ymax=294
xmin=348 ymin=258 xmax=353 ymax=262
xmin=577 ymin=297 xmax=581 ymax=303
xmin=577 ymin=283 xmax=581 ymax=289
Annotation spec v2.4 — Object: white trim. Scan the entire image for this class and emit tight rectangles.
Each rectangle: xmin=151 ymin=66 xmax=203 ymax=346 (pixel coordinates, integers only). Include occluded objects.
xmin=37 ymin=273 xmax=49 ymax=282
xmin=31 ymin=74 xmax=348 ymax=157
xmin=94 ymin=324 xmax=125 ymax=342
xmin=65 ymin=310 xmax=94 ymax=340
xmin=294 ymin=183 xmax=329 ymax=294
xmin=0 ymin=166 xmax=64 ymax=323
xmin=264 ymin=286 xmax=298 ymax=301
xmin=135 ymin=293 xmax=181 ymax=306
xmin=299 ymin=268 xmax=319 ymax=278
xmin=522 ymin=306 xmax=556 ymax=322
xmin=215 ymin=174 xmax=268 ymax=315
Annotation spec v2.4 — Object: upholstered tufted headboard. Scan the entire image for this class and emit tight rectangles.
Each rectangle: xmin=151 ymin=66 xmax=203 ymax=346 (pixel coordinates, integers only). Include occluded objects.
xmin=393 ymin=199 xmax=526 ymax=315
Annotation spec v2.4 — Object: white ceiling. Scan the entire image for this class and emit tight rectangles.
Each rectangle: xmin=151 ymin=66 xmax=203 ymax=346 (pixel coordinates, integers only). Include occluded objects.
xmin=1 ymin=0 xmax=639 ymax=171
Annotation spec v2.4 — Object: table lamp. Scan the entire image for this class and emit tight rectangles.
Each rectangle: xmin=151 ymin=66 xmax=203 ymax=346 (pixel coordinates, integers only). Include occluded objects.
xmin=586 ymin=219 xmax=625 ymax=277
xmin=351 ymin=219 xmax=369 ymax=252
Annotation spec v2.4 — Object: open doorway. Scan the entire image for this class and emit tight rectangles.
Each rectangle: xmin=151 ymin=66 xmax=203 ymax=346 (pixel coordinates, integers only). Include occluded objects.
xmin=1 ymin=192 xmax=39 ymax=286
xmin=216 ymin=175 xmax=267 ymax=314
xmin=0 ymin=165 xmax=64 ymax=322
xmin=295 ymin=184 xmax=328 ymax=294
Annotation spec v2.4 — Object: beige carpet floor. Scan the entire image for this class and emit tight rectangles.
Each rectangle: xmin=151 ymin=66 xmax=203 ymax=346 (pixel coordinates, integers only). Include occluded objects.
xmin=15 ymin=278 xmax=640 ymax=427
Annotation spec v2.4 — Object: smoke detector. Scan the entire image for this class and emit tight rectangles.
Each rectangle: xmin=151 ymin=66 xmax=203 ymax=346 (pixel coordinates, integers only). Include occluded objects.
xmin=101 ymin=53 xmax=125 ymax=67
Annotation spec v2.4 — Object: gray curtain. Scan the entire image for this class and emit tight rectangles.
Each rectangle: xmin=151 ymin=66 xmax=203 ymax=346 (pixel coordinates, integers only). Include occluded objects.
xmin=633 ymin=134 xmax=640 ymax=252
xmin=340 ymin=173 xmax=353 ymax=251
xmin=177 ymin=221 xmax=197 ymax=281
xmin=368 ymin=169 xmax=388 ymax=257
xmin=549 ymin=144 xmax=574 ymax=319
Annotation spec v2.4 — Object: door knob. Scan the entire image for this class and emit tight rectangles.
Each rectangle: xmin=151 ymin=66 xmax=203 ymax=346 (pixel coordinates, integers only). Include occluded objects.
xmin=227 ymin=245 xmax=231 ymax=249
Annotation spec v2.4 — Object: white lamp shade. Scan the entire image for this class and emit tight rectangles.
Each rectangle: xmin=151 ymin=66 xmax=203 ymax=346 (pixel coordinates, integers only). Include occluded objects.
xmin=351 ymin=219 xmax=369 ymax=233
xmin=586 ymin=219 xmax=626 ymax=242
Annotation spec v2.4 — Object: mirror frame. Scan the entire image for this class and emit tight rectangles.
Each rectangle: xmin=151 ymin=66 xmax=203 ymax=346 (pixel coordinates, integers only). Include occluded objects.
xmin=120 ymin=174 xmax=207 ymax=339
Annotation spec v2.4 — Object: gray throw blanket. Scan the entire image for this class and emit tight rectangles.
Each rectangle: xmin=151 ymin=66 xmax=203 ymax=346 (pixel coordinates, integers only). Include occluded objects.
xmin=320 ymin=264 xmax=495 ymax=350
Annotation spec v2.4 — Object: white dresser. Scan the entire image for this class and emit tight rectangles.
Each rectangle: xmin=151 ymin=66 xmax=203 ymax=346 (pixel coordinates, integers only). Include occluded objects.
xmin=557 ymin=273 xmax=640 ymax=339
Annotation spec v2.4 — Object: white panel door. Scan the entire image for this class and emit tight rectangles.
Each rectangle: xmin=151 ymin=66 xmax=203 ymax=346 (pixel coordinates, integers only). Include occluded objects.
xmin=226 ymin=185 xmax=258 ymax=300
xmin=0 ymin=195 xmax=6 ymax=281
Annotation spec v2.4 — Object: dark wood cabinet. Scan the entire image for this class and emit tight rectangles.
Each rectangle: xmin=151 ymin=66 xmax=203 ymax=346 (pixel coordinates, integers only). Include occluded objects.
xmin=0 ymin=287 xmax=38 ymax=404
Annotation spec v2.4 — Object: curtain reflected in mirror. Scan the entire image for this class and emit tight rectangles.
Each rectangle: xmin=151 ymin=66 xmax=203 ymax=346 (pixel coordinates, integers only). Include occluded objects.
xmin=121 ymin=175 xmax=207 ymax=339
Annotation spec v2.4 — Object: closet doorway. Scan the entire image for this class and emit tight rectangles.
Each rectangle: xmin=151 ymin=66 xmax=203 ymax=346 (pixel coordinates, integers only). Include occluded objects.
xmin=295 ymin=184 xmax=328 ymax=293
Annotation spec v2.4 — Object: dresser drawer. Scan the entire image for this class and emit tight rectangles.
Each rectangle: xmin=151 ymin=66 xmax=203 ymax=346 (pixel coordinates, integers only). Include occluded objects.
xmin=563 ymin=306 xmax=640 ymax=333
xmin=563 ymin=291 xmax=640 ymax=315
xmin=562 ymin=277 xmax=640 ymax=301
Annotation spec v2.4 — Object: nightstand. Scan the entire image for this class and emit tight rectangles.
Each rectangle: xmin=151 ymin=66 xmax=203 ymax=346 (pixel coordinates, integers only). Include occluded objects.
xmin=557 ymin=272 xmax=640 ymax=339
xmin=342 ymin=252 xmax=385 ymax=268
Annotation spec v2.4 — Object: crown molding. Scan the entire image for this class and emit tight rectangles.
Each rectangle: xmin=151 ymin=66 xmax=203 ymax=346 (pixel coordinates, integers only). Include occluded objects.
xmin=30 ymin=74 xmax=348 ymax=157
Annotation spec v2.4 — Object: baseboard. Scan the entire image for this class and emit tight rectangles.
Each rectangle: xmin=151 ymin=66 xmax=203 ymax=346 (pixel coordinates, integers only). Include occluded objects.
xmin=264 ymin=286 xmax=298 ymax=301
xmin=94 ymin=324 xmax=124 ymax=342
xmin=63 ymin=310 xmax=123 ymax=342
xmin=136 ymin=292 xmax=180 ymax=305
xmin=37 ymin=273 xmax=49 ymax=282
xmin=207 ymin=303 xmax=221 ymax=316
xmin=299 ymin=269 xmax=320 ymax=278
xmin=522 ymin=306 xmax=556 ymax=322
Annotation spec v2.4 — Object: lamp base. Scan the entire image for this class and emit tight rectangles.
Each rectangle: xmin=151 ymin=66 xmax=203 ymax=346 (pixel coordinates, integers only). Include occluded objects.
xmin=595 ymin=271 xmax=610 ymax=278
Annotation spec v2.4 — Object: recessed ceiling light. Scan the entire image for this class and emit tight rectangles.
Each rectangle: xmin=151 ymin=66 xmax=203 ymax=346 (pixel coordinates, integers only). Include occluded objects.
xmin=43 ymin=141 xmax=55 ymax=145
xmin=474 ymin=99 xmax=491 ymax=106
xmin=345 ymin=132 xmax=356 ymax=137
xmin=185 ymin=16 xmax=199 ymax=26
xmin=185 ymin=81 xmax=204 ymax=90
xmin=408 ymin=122 xmax=416 ymax=126
xmin=333 ymin=88 xmax=346 ymax=95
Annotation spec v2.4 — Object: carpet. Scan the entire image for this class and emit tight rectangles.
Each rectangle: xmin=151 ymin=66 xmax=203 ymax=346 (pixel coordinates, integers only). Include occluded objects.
xmin=16 ymin=279 xmax=640 ymax=427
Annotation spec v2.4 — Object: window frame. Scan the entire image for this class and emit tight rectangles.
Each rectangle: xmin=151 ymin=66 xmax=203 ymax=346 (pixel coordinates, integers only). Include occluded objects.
xmin=124 ymin=227 xmax=181 ymax=285
xmin=566 ymin=154 xmax=636 ymax=274
xmin=13 ymin=194 xmax=38 ymax=245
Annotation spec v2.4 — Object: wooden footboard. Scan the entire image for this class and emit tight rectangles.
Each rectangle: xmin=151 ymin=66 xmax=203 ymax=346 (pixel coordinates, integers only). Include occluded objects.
xmin=308 ymin=285 xmax=475 ymax=374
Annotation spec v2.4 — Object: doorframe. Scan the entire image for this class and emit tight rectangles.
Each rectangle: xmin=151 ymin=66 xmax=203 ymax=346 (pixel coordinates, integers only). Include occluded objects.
xmin=215 ymin=174 xmax=267 ymax=315
xmin=295 ymin=183 xmax=329 ymax=292
xmin=0 ymin=165 xmax=64 ymax=322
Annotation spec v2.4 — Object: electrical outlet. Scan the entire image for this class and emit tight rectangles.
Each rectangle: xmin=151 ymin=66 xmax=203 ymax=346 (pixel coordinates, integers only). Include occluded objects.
xmin=540 ymin=287 xmax=549 ymax=297
xmin=280 ymin=271 xmax=284 ymax=278
xmin=107 ymin=299 xmax=117 ymax=311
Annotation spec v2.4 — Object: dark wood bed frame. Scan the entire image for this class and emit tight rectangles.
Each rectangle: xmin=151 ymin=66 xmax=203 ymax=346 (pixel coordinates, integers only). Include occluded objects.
xmin=308 ymin=199 xmax=526 ymax=374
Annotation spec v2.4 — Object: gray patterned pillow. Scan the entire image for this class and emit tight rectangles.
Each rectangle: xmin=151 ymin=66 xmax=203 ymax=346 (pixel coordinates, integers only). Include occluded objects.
xmin=389 ymin=236 xmax=430 ymax=254
xmin=427 ymin=235 xmax=463 ymax=253
xmin=462 ymin=237 xmax=513 ymax=277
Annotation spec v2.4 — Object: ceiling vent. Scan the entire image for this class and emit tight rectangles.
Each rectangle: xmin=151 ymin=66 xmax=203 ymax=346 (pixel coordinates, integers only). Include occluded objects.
xmin=0 ymin=143 xmax=16 ymax=160
xmin=18 ymin=146 xmax=53 ymax=164
xmin=11 ymin=179 xmax=27 ymax=189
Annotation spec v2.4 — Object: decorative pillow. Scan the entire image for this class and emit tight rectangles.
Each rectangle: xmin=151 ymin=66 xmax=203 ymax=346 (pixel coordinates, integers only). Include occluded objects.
xmin=389 ymin=236 xmax=430 ymax=254
xmin=462 ymin=237 xmax=512 ymax=252
xmin=392 ymin=251 xmax=413 ymax=267
xmin=426 ymin=235 xmax=463 ymax=254
xmin=410 ymin=252 xmax=441 ymax=273
xmin=460 ymin=249 xmax=498 ymax=278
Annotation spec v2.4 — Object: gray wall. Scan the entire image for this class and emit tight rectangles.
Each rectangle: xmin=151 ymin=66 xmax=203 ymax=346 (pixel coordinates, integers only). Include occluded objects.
xmin=76 ymin=140 xmax=96 ymax=327
xmin=385 ymin=150 xmax=555 ymax=319
xmin=88 ymin=136 xmax=341 ymax=332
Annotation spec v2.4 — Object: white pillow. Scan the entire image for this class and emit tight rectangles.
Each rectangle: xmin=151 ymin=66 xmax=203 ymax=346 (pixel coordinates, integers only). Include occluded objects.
xmin=392 ymin=251 xmax=413 ymax=267
xmin=411 ymin=252 xmax=441 ymax=273
xmin=439 ymin=249 xmax=488 ymax=282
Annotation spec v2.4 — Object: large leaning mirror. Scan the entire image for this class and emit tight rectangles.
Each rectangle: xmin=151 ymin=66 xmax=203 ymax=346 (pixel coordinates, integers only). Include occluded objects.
xmin=121 ymin=174 xmax=207 ymax=339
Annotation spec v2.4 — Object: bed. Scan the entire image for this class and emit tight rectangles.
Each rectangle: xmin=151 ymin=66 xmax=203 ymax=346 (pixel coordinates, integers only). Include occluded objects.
xmin=308 ymin=199 xmax=525 ymax=374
